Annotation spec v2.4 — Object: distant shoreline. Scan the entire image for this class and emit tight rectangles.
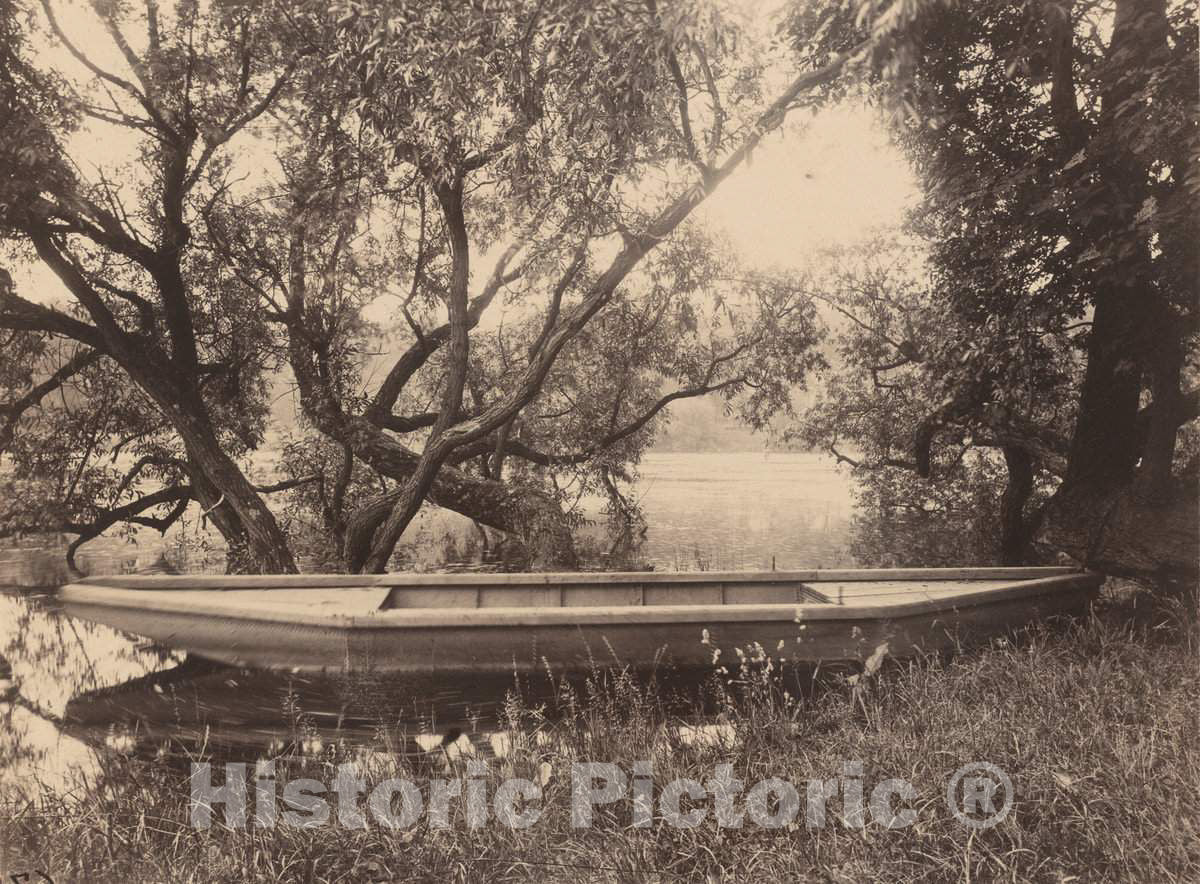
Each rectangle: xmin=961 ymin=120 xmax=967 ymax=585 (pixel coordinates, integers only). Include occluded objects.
xmin=645 ymin=447 xmax=823 ymax=455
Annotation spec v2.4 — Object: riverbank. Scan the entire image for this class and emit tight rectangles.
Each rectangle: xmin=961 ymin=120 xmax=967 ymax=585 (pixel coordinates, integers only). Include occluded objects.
xmin=2 ymin=587 xmax=1196 ymax=883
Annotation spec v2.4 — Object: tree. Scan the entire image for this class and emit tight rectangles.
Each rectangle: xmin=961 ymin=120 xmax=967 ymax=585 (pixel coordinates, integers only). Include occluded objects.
xmin=2 ymin=0 xmax=861 ymax=572
xmin=265 ymin=0 xmax=851 ymax=572
xmin=0 ymin=328 xmax=190 ymax=572
xmin=0 ymin=0 xmax=309 ymax=571
xmin=792 ymin=234 xmax=1076 ymax=565
xmin=793 ymin=0 xmax=1198 ymax=586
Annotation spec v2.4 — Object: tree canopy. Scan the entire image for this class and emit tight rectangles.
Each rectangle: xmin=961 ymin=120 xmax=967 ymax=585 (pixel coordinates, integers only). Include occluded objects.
xmin=2 ymin=0 xmax=1195 ymax=585
xmin=0 ymin=0 xmax=857 ymax=572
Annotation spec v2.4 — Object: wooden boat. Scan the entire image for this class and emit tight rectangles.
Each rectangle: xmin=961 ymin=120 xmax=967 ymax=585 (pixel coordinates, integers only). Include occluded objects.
xmin=59 ymin=567 xmax=1103 ymax=674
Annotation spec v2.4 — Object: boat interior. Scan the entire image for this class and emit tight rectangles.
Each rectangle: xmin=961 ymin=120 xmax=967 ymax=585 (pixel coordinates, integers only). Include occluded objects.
xmin=68 ymin=568 xmax=1085 ymax=614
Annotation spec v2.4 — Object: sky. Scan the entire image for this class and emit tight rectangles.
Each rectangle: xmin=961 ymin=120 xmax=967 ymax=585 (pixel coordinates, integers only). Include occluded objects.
xmin=12 ymin=102 xmax=917 ymax=318
xmin=9 ymin=1 xmax=924 ymax=457
xmin=436 ymin=103 xmax=919 ymax=338
xmin=4 ymin=2 xmax=925 ymax=495
xmin=699 ymin=105 xmax=918 ymax=270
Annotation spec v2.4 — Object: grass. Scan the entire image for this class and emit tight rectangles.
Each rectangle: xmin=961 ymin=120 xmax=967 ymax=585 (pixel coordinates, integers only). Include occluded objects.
xmin=1 ymin=589 xmax=1197 ymax=883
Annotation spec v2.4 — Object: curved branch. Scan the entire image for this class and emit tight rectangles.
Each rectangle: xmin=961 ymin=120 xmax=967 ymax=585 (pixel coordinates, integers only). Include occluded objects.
xmin=376 ymin=411 xmax=441 ymax=433
xmin=0 ymin=268 xmax=108 ymax=350
xmin=647 ymin=0 xmax=706 ymax=177
xmin=434 ymin=49 xmax=859 ymax=458
xmin=0 ymin=347 xmax=103 ymax=452
xmin=64 ymin=485 xmax=192 ymax=574
xmin=40 ymin=0 xmax=177 ymax=137
xmin=183 ymin=60 xmax=302 ymax=192
xmin=28 ymin=234 xmax=136 ymax=353
xmin=912 ymin=385 xmax=989 ymax=478
xmin=367 ymin=48 xmax=856 ymax=443
xmin=253 ymin=474 xmax=322 ymax=494
xmin=828 ymin=442 xmax=917 ymax=471
xmin=450 ymin=377 xmax=747 ymax=467
xmin=364 ymin=275 xmax=516 ymax=425
xmin=2 ymin=484 xmax=193 ymax=572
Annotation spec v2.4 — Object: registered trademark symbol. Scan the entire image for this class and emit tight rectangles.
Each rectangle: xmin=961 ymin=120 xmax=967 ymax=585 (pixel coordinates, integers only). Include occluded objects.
xmin=946 ymin=762 xmax=1013 ymax=829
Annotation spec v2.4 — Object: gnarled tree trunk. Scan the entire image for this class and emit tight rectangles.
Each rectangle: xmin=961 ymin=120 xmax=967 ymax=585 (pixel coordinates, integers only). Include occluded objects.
xmin=343 ymin=468 xmax=577 ymax=573
xmin=1036 ymin=0 xmax=1197 ymax=590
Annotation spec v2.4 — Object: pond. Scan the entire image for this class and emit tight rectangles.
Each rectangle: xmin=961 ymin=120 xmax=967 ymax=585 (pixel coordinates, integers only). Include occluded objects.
xmin=0 ymin=451 xmax=858 ymax=801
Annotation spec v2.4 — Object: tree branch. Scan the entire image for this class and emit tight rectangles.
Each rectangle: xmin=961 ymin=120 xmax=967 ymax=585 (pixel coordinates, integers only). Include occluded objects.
xmin=364 ymin=249 xmax=521 ymax=424
xmin=61 ymin=484 xmax=192 ymax=574
xmin=648 ymin=0 xmax=707 ymax=178
xmin=40 ymin=0 xmax=177 ymax=137
xmin=450 ymin=377 xmax=747 ymax=467
xmin=0 ymin=347 xmax=102 ymax=452
xmin=0 ymin=268 xmax=109 ymax=350
xmin=431 ymin=48 xmax=860 ymax=457
xmin=253 ymin=474 xmax=322 ymax=493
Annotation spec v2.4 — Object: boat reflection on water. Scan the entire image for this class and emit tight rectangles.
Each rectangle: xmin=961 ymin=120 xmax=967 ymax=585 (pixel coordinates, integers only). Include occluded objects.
xmin=61 ymin=656 xmax=577 ymax=767
xmin=1 ymin=588 xmax=728 ymax=799
xmin=6 ymin=566 xmax=1102 ymax=798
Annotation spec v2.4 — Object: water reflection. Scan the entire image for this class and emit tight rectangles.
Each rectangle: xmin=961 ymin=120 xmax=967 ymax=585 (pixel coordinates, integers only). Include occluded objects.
xmin=1 ymin=589 xmax=179 ymax=797
xmin=61 ymin=659 xmax=553 ymax=765
xmin=1 ymin=589 xmax=735 ymax=803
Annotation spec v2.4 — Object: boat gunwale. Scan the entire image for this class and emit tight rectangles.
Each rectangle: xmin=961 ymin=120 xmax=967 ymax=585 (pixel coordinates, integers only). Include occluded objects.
xmin=59 ymin=573 xmax=1103 ymax=629
xmin=69 ymin=565 xmax=1084 ymax=591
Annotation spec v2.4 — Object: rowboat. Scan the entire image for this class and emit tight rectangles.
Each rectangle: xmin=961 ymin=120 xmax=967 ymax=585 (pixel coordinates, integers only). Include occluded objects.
xmin=58 ymin=567 xmax=1102 ymax=674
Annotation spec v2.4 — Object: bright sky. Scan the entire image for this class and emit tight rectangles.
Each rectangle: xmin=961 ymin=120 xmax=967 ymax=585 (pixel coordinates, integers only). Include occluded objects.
xmin=699 ymin=0 xmax=919 ymax=266
xmin=352 ymin=106 xmax=917 ymax=341
xmin=700 ymin=106 xmax=917 ymax=270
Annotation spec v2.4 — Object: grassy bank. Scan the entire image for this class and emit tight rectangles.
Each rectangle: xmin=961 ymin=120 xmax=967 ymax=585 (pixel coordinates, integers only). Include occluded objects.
xmin=2 ymin=591 xmax=1197 ymax=883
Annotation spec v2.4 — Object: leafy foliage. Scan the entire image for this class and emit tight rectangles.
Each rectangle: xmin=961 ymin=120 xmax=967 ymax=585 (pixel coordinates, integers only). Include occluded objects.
xmin=791 ymin=0 xmax=1198 ymax=576
xmin=1 ymin=0 xmax=858 ymax=570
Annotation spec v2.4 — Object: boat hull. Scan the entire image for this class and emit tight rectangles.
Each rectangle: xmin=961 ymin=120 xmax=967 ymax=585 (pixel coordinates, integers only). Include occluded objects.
xmin=59 ymin=569 xmax=1103 ymax=674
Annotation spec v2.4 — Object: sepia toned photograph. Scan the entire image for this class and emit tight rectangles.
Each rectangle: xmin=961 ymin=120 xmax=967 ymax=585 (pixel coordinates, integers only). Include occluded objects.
xmin=0 ymin=0 xmax=1196 ymax=881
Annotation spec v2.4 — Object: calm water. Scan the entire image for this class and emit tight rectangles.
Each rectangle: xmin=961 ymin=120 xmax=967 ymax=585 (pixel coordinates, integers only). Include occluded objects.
xmin=610 ymin=451 xmax=855 ymax=571
xmin=0 ymin=451 xmax=857 ymax=799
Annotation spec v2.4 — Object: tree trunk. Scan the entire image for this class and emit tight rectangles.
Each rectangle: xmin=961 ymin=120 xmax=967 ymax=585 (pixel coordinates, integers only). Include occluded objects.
xmin=184 ymin=466 xmax=254 ymax=573
xmin=289 ymin=350 xmax=579 ymax=570
xmin=998 ymin=445 xmax=1036 ymax=565
xmin=344 ymin=473 xmax=577 ymax=573
xmin=1040 ymin=474 xmax=1198 ymax=588
xmin=167 ymin=408 xmax=297 ymax=574
xmin=360 ymin=179 xmax=474 ymax=573
xmin=1139 ymin=321 xmax=1185 ymax=502
xmin=1034 ymin=0 xmax=1198 ymax=587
